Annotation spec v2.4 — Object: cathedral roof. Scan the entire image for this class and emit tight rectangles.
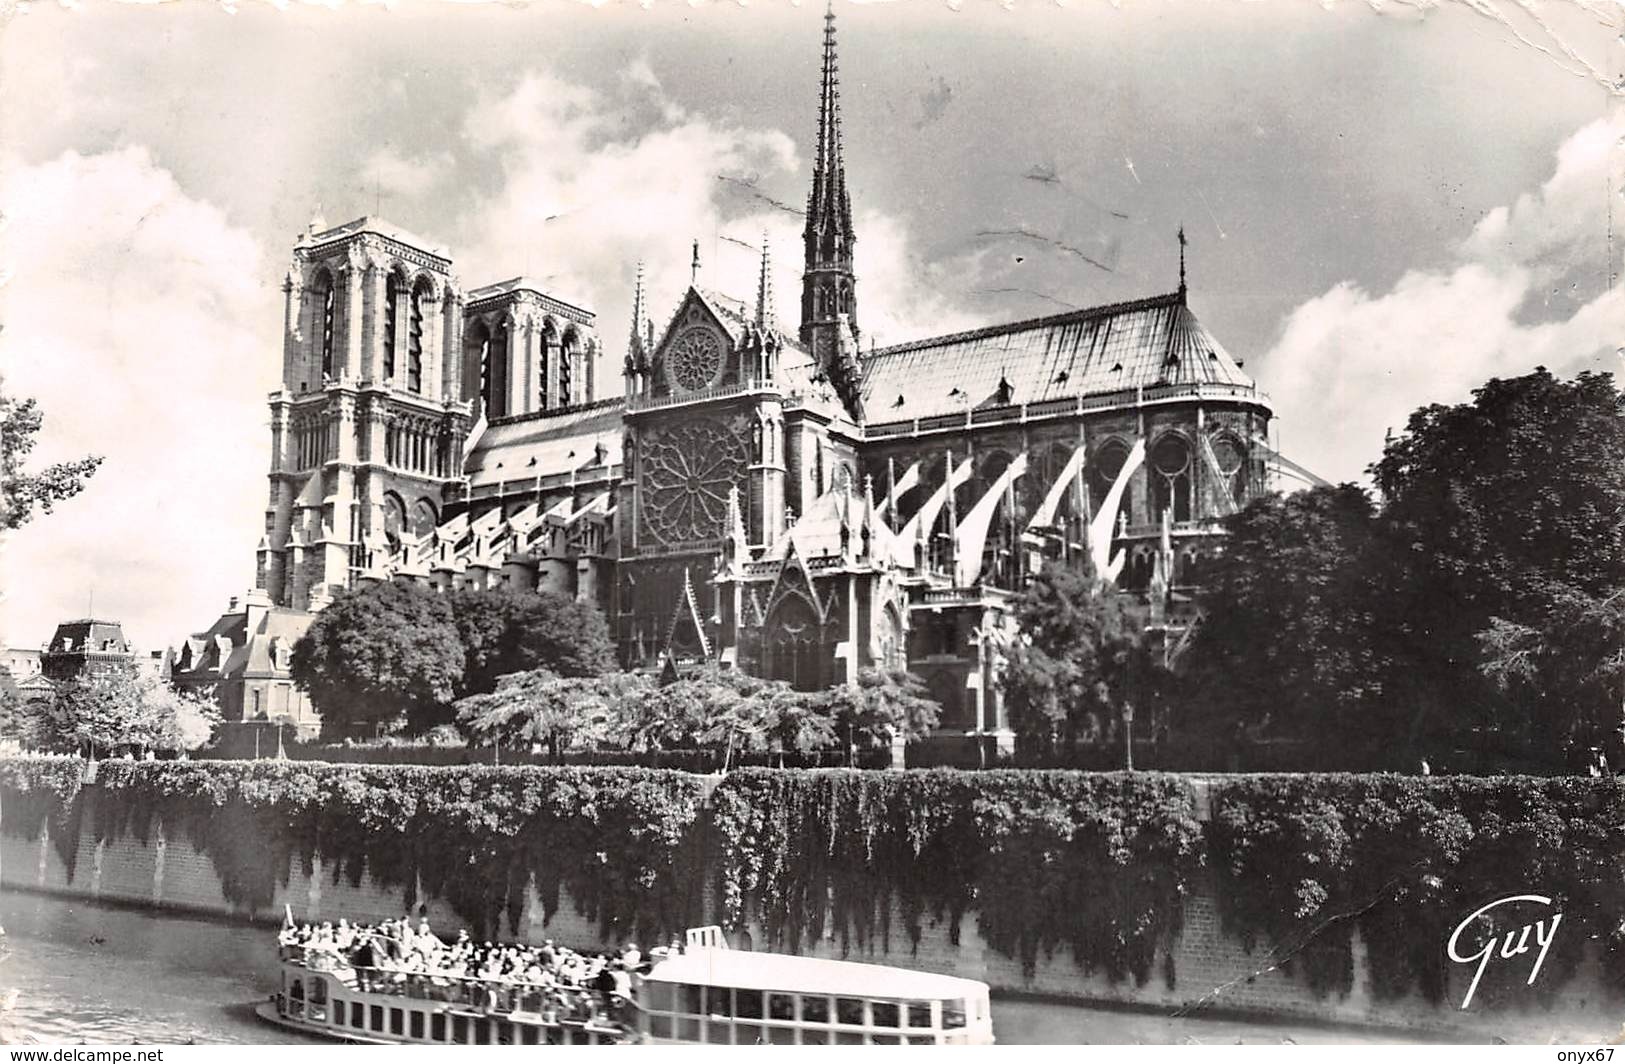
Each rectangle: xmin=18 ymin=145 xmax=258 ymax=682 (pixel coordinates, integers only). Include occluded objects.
xmin=303 ymin=216 xmax=450 ymax=262
xmin=778 ymin=354 xmax=850 ymax=423
xmin=859 ymin=291 xmax=1266 ymax=424
xmin=464 ymin=399 xmax=625 ymax=488
xmin=465 ymin=278 xmax=595 ymax=324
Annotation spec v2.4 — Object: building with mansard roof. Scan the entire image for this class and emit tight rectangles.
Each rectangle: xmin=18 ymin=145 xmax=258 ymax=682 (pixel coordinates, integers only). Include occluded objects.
xmin=210 ymin=3 xmax=1282 ymax=752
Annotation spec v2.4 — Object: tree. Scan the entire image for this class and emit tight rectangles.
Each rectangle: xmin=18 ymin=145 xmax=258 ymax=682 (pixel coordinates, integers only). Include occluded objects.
xmin=623 ymin=665 xmax=819 ymax=757
xmin=1 ymin=382 xmax=103 ymax=529
xmin=1372 ymin=368 xmax=1625 ymax=763
xmin=449 ymin=588 xmax=617 ymax=697
xmin=147 ymin=685 xmax=223 ymax=753
xmin=769 ymin=692 xmax=839 ymax=757
xmin=1000 ymin=558 xmax=1154 ymax=753
xmin=29 ymin=669 xmax=219 ymax=755
xmin=1477 ymin=586 xmax=1625 ymax=767
xmin=1181 ymin=484 xmax=1395 ymax=758
xmin=812 ymin=667 xmax=941 ymax=753
xmin=290 ymin=581 xmax=464 ymax=735
xmin=456 ymin=668 xmax=651 ymax=761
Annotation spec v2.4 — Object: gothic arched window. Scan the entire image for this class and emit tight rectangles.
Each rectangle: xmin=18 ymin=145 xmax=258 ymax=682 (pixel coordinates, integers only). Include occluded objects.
xmin=382 ymin=493 xmax=407 ymax=548
xmin=383 ymin=274 xmax=400 ymax=382
xmin=1210 ymin=433 xmax=1247 ymax=506
xmin=462 ymin=320 xmax=491 ymax=411
xmin=539 ymin=322 xmax=559 ymax=410
xmin=560 ymin=328 xmax=577 ymax=408
xmin=314 ymin=270 xmax=336 ymax=380
xmin=1150 ymin=434 xmax=1192 ymax=523
xmin=482 ymin=322 xmax=510 ymax=419
xmin=1088 ymin=439 xmax=1132 ymax=527
xmin=411 ymin=498 xmax=439 ymax=537
xmin=408 ymin=278 xmax=430 ymax=394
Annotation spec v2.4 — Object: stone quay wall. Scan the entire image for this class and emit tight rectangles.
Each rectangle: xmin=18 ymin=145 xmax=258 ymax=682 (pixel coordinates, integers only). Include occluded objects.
xmin=1 ymin=770 xmax=1616 ymax=1044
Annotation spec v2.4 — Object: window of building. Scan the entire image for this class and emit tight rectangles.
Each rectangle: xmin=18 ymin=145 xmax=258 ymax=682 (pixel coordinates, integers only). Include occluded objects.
xmin=1211 ymin=434 xmax=1247 ymax=504
xmin=1088 ymin=439 xmax=1132 ymax=526
xmin=317 ymin=273 xmax=336 ymax=380
xmin=1150 ymin=434 xmax=1192 ymax=523
xmin=481 ymin=324 xmax=509 ymax=419
xmin=560 ymin=332 xmax=575 ymax=408
xmin=383 ymin=275 xmax=399 ymax=382
xmin=407 ymin=281 xmax=426 ymax=394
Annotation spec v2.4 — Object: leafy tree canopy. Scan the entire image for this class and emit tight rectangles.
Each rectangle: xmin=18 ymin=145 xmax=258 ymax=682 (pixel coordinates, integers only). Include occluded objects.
xmin=626 ymin=665 xmax=826 ymax=756
xmin=456 ymin=668 xmax=652 ymax=761
xmin=1 ymin=383 xmax=103 ymax=530
xmin=1183 ymin=368 xmax=1625 ymax=770
xmin=1001 ymin=558 xmax=1154 ymax=752
xmin=808 ymin=667 xmax=941 ymax=751
xmin=450 ymin=588 xmax=617 ymax=697
xmin=291 ymin=581 xmax=464 ymax=734
xmin=1182 ymin=484 xmax=1394 ymax=753
xmin=29 ymin=669 xmax=220 ymax=755
xmin=1372 ymin=368 xmax=1625 ymax=762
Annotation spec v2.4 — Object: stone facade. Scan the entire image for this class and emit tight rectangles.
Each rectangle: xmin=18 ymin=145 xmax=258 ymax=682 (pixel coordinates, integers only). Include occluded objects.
xmin=207 ymin=7 xmax=1280 ymax=751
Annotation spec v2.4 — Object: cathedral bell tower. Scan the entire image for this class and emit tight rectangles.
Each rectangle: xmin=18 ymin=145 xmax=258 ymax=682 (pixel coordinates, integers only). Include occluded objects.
xmin=800 ymin=0 xmax=865 ymax=422
xmin=259 ymin=217 xmax=471 ymax=612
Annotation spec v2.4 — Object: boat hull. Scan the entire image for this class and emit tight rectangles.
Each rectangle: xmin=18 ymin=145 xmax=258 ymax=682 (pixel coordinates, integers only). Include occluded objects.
xmin=254 ymin=1001 xmax=395 ymax=1045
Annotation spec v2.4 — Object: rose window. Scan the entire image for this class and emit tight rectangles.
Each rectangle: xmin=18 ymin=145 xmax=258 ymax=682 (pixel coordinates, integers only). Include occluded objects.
xmin=665 ymin=327 xmax=724 ymax=393
xmin=640 ymin=419 xmax=749 ymax=545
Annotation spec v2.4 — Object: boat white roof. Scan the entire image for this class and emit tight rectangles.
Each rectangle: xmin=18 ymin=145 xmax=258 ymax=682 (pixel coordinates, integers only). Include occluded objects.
xmin=643 ymin=948 xmax=986 ymax=1001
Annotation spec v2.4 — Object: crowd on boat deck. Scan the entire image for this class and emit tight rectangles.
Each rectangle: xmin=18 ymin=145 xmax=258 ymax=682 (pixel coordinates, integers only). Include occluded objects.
xmin=279 ymin=915 xmax=667 ymax=1023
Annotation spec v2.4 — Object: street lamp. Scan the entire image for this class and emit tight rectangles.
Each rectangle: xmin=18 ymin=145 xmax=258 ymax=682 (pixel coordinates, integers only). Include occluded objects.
xmin=1122 ymin=702 xmax=1135 ymax=772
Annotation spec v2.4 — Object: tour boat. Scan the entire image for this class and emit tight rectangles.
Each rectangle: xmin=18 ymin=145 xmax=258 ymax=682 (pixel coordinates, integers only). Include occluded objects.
xmin=259 ymin=925 xmax=997 ymax=1045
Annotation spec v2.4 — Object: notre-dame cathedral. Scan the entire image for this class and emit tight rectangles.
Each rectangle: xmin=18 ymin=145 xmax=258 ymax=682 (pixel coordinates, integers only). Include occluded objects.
xmin=175 ymin=6 xmax=1276 ymax=752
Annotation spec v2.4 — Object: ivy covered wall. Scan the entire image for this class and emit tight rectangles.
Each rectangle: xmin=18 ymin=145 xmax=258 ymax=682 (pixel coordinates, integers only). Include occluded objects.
xmin=1 ymin=759 xmax=1621 ymax=1031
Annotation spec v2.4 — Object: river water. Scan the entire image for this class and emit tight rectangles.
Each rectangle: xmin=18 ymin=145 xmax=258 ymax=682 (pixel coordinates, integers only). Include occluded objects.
xmin=0 ymin=892 xmax=1421 ymax=1045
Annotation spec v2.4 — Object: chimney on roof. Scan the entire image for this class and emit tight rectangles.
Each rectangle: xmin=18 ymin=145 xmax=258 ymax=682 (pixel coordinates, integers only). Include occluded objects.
xmin=243 ymin=587 xmax=274 ymax=634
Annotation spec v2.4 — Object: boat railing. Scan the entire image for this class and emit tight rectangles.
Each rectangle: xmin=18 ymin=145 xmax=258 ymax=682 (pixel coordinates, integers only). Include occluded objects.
xmin=281 ymin=945 xmax=633 ymax=1029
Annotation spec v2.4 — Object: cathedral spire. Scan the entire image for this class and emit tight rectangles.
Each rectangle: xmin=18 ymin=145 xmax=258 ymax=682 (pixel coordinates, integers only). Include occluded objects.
xmin=811 ymin=0 xmax=849 ymax=225
xmin=628 ymin=261 xmax=647 ymax=358
xmin=756 ymin=232 xmax=774 ymax=331
xmin=801 ymin=0 xmax=862 ymax=415
xmin=625 ymin=261 xmax=649 ymax=394
xmin=1177 ymin=225 xmax=1188 ymax=303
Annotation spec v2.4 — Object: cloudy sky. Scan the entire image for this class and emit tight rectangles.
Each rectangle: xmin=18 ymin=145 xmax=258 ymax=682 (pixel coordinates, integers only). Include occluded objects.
xmin=0 ymin=0 xmax=1617 ymax=649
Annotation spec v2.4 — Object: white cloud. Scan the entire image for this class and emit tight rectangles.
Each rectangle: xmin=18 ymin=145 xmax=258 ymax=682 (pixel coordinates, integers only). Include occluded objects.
xmin=0 ymin=147 xmax=273 ymax=650
xmin=360 ymin=147 xmax=457 ymax=201
xmin=451 ymin=70 xmax=981 ymax=375
xmin=1263 ymin=113 xmax=1624 ymax=486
